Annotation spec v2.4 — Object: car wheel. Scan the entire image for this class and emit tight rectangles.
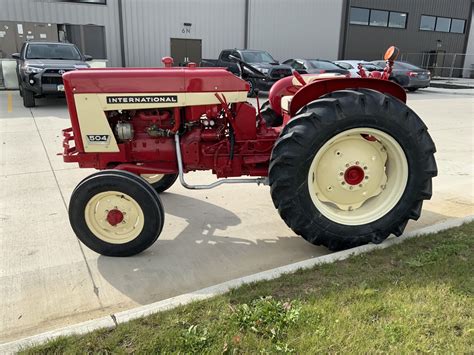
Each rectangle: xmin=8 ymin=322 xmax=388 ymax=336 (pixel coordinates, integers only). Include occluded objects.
xmin=22 ymin=88 xmax=35 ymax=108
xmin=246 ymin=78 xmax=256 ymax=97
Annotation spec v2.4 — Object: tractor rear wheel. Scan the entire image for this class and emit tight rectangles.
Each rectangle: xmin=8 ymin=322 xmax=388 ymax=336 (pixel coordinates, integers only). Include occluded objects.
xmin=141 ymin=173 xmax=178 ymax=193
xmin=69 ymin=170 xmax=164 ymax=256
xmin=269 ymin=88 xmax=437 ymax=251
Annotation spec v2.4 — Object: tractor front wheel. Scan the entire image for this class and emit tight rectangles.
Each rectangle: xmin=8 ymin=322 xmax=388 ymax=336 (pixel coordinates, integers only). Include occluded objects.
xmin=269 ymin=89 xmax=437 ymax=251
xmin=69 ymin=170 xmax=165 ymax=256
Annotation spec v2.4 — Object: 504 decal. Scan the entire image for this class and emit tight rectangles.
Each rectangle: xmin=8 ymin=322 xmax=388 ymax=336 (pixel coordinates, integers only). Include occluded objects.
xmin=87 ymin=134 xmax=110 ymax=143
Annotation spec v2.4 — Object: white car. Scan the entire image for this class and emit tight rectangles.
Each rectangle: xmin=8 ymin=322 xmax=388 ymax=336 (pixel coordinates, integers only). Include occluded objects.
xmin=334 ymin=60 xmax=384 ymax=78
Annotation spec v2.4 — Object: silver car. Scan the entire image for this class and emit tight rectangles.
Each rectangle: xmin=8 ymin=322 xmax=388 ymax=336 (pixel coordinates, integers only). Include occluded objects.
xmin=371 ymin=60 xmax=430 ymax=92
xmin=334 ymin=60 xmax=383 ymax=78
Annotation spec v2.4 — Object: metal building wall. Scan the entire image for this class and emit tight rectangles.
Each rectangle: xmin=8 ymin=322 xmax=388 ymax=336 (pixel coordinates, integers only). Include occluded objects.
xmin=121 ymin=0 xmax=246 ymax=67
xmin=247 ymin=0 xmax=344 ymax=61
xmin=0 ymin=0 xmax=122 ymax=66
xmin=464 ymin=6 xmax=474 ymax=77
xmin=343 ymin=0 xmax=472 ymax=60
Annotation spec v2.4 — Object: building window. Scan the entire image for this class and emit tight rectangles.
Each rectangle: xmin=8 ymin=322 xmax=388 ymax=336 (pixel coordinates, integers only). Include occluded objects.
xmin=350 ymin=7 xmax=407 ymax=29
xmin=435 ymin=17 xmax=451 ymax=32
xmin=450 ymin=18 xmax=465 ymax=33
xmin=389 ymin=12 xmax=407 ymax=28
xmin=350 ymin=7 xmax=370 ymax=25
xmin=420 ymin=15 xmax=436 ymax=31
xmin=370 ymin=10 xmax=388 ymax=27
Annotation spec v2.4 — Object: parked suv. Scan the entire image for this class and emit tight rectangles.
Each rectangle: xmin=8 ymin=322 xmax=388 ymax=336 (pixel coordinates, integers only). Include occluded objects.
xmin=12 ymin=41 xmax=92 ymax=107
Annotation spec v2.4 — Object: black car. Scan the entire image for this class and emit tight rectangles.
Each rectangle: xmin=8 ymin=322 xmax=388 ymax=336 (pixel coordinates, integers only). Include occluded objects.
xmin=12 ymin=41 xmax=93 ymax=107
xmin=201 ymin=49 xmax=293 ymax=96
xmin=282 ymin=58 xmax=350 ymax=76
xmin=371 ymin=60 xmax=430 ymax=91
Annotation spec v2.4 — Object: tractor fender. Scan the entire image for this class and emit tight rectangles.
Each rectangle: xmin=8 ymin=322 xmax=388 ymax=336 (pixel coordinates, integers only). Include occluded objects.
xmin=288 ymin=78 xmax=407 ymax=117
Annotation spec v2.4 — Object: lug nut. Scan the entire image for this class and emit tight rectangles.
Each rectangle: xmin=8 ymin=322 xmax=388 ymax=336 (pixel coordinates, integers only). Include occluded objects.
xmin=365 ymin=176 xmax=369 ymax=180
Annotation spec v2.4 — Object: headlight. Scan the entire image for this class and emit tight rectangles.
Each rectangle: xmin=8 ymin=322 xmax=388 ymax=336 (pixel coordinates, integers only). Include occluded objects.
xmin=24 ymin=66 xmax=43 ymax=74
xmin=260 ymin=68 xmax=269 ymax=74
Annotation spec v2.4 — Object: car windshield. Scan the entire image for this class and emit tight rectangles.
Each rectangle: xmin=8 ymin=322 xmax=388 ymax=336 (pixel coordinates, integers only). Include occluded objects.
xmin=26 ymin=44 xmax=82 ymax=60
xmin=394 ymin=61 xmax=421 ymax=70
xmin=242 ymin=51 xmax=276 ymax=63
xmin=308 ymin=60 xmax=343 ymax=70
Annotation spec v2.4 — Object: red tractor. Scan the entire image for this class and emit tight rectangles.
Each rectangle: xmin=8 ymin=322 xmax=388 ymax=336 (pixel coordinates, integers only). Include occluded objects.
xmin=62 ymin=47 xmax=437 ymax=256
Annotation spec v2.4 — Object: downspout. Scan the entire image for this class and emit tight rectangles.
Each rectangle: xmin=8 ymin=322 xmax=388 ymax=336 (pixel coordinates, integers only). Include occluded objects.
xmin=244 ymin=0 xmax=249 ymax=49
xmin=118 ymin=0 xmax=126 ymax=67
xmin=338 ymin=0 xmax=350 ymax=60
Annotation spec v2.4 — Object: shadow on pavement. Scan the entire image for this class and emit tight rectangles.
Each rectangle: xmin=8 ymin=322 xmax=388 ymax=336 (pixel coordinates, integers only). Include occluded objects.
xmin=96 ymin=192 xmax=323 ymax=304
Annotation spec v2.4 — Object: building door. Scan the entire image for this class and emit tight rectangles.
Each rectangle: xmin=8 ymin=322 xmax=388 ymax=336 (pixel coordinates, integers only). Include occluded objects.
xmin=170 ymin=38 xmax=202 ymax=66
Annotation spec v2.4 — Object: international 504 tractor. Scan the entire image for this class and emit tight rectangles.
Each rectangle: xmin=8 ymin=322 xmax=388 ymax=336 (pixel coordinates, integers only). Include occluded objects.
xmin=62 ymin=47 xmax=437 ymax=256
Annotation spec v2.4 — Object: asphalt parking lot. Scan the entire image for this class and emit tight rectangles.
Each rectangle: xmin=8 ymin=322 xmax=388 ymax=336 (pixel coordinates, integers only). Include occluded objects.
xmin=0 ymin=88 xmax=473 ymax=342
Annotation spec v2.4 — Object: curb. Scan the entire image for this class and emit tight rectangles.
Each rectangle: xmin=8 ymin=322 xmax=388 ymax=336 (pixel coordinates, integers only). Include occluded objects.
xmin=1 ymin=215 xmax=473 ymax=353
xmin=422 ymin=87 xmax=474 ymax=96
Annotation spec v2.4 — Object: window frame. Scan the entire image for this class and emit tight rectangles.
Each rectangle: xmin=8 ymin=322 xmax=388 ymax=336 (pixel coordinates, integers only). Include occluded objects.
xmin=349 ymin=7 xmax=370 ymax=26
xmin=388 ymin=11 xmax=408 ymax=29
xmin=349 ymin=6 xmax=407 ymax=29
xmin=450 ymin=18 xmax=466 ymax=34
xmin=369 ymin=9 xmax=389 ymax=27
xmin=435 ymin=16 xmax=451 ymax=33
xmin=419 ymin=15 xmax=467 ymax=34
xmin=420 ymin=15 xmax=436 ymax=31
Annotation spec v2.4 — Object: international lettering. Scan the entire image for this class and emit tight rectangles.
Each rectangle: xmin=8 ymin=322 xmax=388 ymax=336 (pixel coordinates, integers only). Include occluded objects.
xmin=106 ymin=95 xmax=178 ymax=104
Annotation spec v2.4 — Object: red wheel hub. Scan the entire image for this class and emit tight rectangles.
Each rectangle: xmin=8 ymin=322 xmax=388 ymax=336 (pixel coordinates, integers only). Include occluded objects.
xmin=344 ymin=166 xmax=365 ymax=185
xmin=107 ymin=209 xmax=124 ymax=226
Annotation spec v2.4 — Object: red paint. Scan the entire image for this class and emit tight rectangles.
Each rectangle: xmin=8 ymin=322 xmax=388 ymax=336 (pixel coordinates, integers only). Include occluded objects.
xmin=161 ymin=57 xmax=173 ymax=67
xmin=289 ymin=78 xmax=406 ymax=116
xmin=292 ymin=70 xmax=306 ymax=86
xmin=344 ymin=166 xmax=365 ymax=185
xmin=62 ymin=53 xmax=409 ymax=181
xmin=362 ymin=134 xmax=377 ymax=142
xmin=107 ymin=209 xmax=124 ymax=226
xmin=267 ymin=76 xmax=299 ymax=116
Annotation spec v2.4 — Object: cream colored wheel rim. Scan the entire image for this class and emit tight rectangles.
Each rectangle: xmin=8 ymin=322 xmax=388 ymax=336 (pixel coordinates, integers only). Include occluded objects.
xmin=84 ymin=191 xmax=145 ymax=244
xmin=307 ymin=128 xmax=408 ymax=225
xmin=141 ymin=174 xmax=164 ymax=184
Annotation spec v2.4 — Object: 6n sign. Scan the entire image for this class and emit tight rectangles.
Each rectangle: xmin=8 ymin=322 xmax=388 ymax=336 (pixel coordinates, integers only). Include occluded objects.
xmin=87 ymin=134 xmax=109 ymax=144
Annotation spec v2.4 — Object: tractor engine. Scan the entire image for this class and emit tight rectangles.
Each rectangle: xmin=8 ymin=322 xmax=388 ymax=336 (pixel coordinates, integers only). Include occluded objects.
xmin=100 ymin=100 xmax=275 ymax=178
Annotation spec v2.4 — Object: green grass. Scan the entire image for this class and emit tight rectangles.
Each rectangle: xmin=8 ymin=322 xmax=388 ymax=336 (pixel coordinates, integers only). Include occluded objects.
xmin=23 ymin=222 xmax=473 ymax=354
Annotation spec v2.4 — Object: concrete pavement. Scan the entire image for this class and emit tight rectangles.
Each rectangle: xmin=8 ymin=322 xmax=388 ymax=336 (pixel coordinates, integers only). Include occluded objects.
xmin=0 ymin=89 xmax=473 ymax=343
